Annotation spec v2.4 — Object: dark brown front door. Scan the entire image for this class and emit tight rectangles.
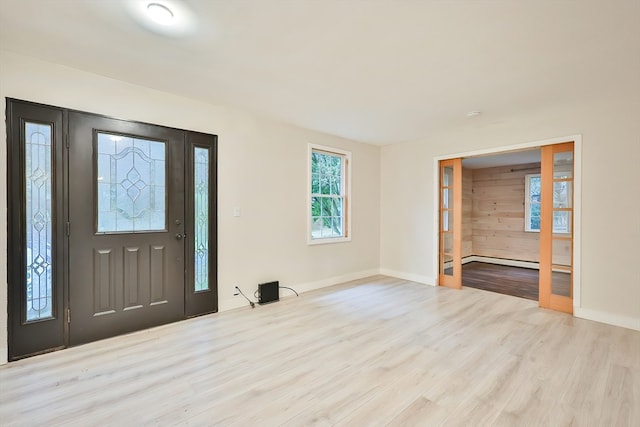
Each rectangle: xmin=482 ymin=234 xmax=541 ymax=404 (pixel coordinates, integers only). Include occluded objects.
xmin=68 ymin=113 xmax=187 ymax=345
xmin=7 ymin=99 xmax=218 ymax=360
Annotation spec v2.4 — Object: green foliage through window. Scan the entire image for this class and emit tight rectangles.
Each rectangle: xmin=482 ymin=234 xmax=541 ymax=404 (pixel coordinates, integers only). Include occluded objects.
xmin=311 ymin=150 xmax=347 ymax=239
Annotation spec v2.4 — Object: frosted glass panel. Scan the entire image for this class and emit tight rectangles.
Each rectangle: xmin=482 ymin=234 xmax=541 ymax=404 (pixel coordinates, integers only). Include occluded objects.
xmin=553 ymin=151 xmax=573 ymax=177
xmin=553 ymin=181 xmax=572 ymax=208
xmin=25 ymin=122 xmax=53 ymax=321
xmin=194 ymin=147 xmax=210 ymax=292
xmin=552 ymin=270 xmax=571 ymax=297
xmin=97 ymin=133 xmax=166 ymax=233
xmin=443 ymin=166 xmax=453 ymax=187
xmin=553 ymin=211 xmax=572 ymax=234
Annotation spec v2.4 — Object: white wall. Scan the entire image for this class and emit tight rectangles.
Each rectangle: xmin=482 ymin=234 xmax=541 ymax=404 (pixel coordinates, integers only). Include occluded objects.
xmin=380 ymin=94 xmax=640 ymax=330
xmin=0 ymin=51 xmax=381 ymax=364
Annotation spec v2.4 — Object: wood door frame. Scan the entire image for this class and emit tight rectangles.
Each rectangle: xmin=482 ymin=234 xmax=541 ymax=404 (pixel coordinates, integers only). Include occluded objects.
xmin=432 ymin=135 xmax=582 ymax=312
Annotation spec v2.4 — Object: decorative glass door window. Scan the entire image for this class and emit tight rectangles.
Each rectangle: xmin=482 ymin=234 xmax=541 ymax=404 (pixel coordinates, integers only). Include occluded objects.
xmin=96 ymin=133 xmax=167 ymax=233
xmin=25 ymin=122 xmax=53 ymax=321
xmin=193 ymin=147 xmax=210 ymax=292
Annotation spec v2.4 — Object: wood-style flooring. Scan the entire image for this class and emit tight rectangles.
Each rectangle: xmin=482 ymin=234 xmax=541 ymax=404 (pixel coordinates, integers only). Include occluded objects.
xmin=462 ymin=262 xmax=571 ymax=301
xmin=1 ymin=276 xmax=638 ymax=426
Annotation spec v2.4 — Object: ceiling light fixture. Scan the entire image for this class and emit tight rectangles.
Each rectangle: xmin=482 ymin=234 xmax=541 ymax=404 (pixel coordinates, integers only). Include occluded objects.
xmin=466 ymin=111 xmax=482 ymax=117
xmin=147 ymin=3 xmax=175 ymax=26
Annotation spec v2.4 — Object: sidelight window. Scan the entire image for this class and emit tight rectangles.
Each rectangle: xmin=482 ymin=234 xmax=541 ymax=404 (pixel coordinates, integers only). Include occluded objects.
xmin=193 ymin=146 xmax=210 ymax=292
xmin=25 ymin=122 xmax=54 ymax=321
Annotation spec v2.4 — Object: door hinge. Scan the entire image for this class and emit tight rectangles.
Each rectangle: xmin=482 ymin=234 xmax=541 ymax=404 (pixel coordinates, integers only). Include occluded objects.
xmin=65 ymin=134 xmax=69 ymax=149
xmin=66 ymin=308 xmax=70 ymax=324
xmin=65 ymin=222 xmax=70 ymax=236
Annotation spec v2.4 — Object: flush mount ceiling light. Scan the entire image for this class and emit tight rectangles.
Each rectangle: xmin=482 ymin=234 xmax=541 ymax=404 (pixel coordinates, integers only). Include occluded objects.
xmin=466 ymin=111 xmax=482 ymax=117
xmin=126 ymin=0 xmax=198 ymax=37
xmin=146 ymin=3 xmax=174 ymax=25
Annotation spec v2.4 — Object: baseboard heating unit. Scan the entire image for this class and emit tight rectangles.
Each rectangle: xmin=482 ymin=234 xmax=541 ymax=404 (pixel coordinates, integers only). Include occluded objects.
xmin=258 ymin=281 xmax=279 ymax=305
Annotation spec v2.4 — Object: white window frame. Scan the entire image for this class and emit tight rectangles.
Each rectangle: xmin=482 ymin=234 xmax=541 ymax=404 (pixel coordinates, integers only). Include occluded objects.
xmin=307 ymin=144 xmax=352 ymax=245
xmin=525 ymin=172 xmax=572 ymax=233
xmin=524 ymin=173 xmax=541 ymax=232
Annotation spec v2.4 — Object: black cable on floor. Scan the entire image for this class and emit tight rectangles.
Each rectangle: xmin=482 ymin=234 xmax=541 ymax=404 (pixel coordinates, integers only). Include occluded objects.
xmin=279 ymin=286 xmax=299 ymax=297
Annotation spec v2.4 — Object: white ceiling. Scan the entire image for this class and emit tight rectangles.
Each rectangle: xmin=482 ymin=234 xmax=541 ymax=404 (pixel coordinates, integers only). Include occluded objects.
xmin=1 ymin=0 xmax=638 ymax=145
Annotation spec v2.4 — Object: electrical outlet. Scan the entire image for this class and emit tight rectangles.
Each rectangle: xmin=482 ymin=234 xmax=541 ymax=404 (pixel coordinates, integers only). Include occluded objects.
xmin=233 ymin=285 xmax=240 ymax=296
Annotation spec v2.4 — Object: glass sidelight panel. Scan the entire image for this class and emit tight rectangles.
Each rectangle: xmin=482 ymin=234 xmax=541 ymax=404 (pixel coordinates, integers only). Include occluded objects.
xmin=96 ymin=133 xmax=167 ymax=233
xmin=194 ymin=147 xmax=210 ymax=292
xmin=25 ymin=122 xmax=53 ymax=321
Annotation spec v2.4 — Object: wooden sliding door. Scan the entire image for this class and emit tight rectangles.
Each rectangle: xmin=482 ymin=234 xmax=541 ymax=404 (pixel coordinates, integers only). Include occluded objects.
xmin=439 ymin=158 xmax=462 ymax=289
xmin=539 ymin=142 xmax=574 ymax=313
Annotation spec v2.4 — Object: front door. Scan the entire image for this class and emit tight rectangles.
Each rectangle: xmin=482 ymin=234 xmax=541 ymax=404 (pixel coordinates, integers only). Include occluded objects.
xmin=68 ymin=112 xmax=186 ymax=345
xmin=7 ymin=99 xmax=218 ymax=360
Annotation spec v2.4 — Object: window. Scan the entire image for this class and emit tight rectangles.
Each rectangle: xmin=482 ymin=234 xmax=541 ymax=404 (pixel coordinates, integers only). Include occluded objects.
xmin=96 ymin=132 xmax=167 ymax=233
xmin=525 ymin=174 xmax=541 ymax=232
xmin=308 ymin=144 xmax=351 ymax=244
xmin=525 ymin=173 xmax=572 ymax=233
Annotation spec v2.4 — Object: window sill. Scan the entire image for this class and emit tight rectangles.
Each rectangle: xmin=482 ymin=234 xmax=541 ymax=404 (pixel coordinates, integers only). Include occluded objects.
xmin=308 ymin=236 xmax=352 ymax=246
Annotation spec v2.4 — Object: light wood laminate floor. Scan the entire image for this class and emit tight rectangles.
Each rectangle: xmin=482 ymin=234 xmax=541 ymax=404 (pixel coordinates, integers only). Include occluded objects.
xmin=1 ymin=276 xmax=638 ymax=426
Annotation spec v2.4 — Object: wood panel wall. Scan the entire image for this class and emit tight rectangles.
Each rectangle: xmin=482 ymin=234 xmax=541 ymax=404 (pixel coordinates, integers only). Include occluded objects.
xmin=471 ymin=162 xmax=541 ymax=262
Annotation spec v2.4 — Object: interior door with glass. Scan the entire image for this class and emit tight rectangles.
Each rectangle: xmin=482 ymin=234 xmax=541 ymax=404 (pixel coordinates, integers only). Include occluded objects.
xmin=68 ymin=112 xmax=186 ymax=345
xmin=539 ymin=142 xmax=574 ymax=314
xmin=439 ymin=158 xmax=462 ymax=289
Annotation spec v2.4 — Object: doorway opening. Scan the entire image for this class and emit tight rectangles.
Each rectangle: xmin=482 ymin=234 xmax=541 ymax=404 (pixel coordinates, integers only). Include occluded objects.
xmin=436 ymin=137 xmax=580 ymax=315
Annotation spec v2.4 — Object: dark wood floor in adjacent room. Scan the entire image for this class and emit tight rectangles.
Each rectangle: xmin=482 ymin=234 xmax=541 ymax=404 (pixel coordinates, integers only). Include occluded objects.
xmin=462 ymin=262 xmax=540 ymax=300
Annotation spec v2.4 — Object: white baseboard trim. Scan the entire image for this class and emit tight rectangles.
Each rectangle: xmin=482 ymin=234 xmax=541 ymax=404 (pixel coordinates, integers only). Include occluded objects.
xmin=293 ymin=269 xmax=381 ymax=294
xmin=217 ymin=269 xmax=381 ymax=312
xmin=218 ymin=296 xmax=252 ymax=312
xmin=379 ymin=269 xmax=435 ymax=286
xmin=574 ymin=307 xmax=640 ymax=331
xmin=465 ymin=256 xmax=540 ymax=270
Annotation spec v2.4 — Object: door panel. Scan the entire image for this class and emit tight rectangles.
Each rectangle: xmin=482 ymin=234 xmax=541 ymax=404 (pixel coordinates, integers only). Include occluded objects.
xmin=7 ymin=100 xmax=66 ymax=360
xmin=185 ymin=132 xmax=218 ymax=316
xmin=439 ymin=158 xmax=462 ymax=288
xmin=68 ymin=112 xmax=185 ymax=345
xmin=539 ymin=142 xmax=574 ymax=314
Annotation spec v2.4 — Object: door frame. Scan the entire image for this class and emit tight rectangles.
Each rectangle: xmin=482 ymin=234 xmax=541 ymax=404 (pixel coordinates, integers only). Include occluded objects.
xmin=432 ymin=135 xmax=582 ymax=311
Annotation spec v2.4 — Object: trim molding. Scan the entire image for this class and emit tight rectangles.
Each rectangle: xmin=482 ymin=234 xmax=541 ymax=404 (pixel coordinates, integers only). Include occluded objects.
xmin=218 ymin=269 xmax=381 ymax=312
xmin=574 ymin=307 xmax=640 ymax=331
xmin=293 ymin=269 xmax=380 ymax=294
xmin=464 ymin=256 xmax=539 ymax=270
xmin=379 ymin=269 xmax=435 ymax=286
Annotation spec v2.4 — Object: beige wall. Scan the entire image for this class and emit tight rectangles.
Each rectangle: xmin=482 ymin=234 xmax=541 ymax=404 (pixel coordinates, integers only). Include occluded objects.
xmin=380 ymin=95 xmax=640 ymax=330
xmin=0 ymin=51 xmax=381 ymax=364
xmin=471 ymin=162 xmax=541 ymax=262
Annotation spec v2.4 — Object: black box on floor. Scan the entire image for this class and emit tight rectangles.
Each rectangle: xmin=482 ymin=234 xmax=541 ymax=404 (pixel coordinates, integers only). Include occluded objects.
xmin=258 ymin=281 xmax=279 ymax=305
